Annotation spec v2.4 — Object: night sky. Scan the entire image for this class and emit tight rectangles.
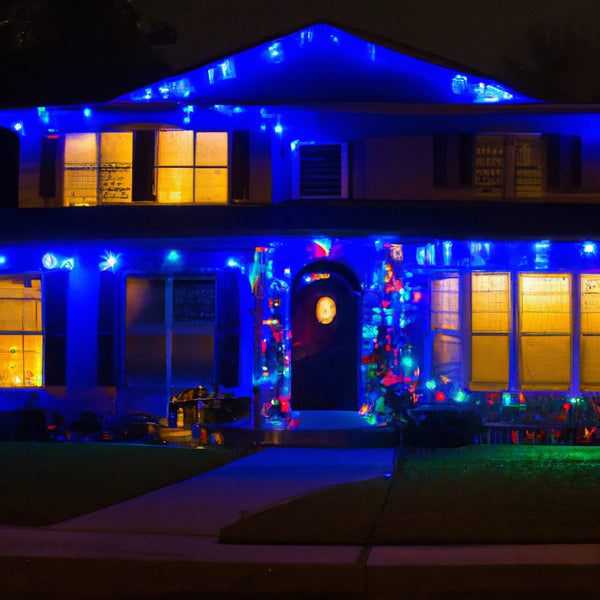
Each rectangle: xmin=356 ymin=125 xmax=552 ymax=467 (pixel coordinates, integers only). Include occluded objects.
xmin=134 ymin=0 xmax=600 ymax=78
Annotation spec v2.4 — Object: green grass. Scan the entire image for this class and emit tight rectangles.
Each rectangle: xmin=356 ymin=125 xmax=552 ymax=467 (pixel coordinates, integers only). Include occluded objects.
xmin=220 ymin=445 xmax=600 ymax=545
xmin=0 ymin=442 xmax=251 ymax=526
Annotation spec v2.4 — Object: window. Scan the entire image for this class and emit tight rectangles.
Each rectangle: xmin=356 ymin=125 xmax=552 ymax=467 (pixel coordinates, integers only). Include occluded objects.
xmin=580 ymin=275 xmax=600 ymax=390
xmin=64 ymin=132 xmax=133 ymax=205
xmin=431 ymin=276 xmax=461 ymax=383
xmin=519 ymin=274 xmax=571 ymax=390
xmin=0 ymin=276 xmax=43 ymax=387
xmin=475 ymin=134 xmax=543 ymax=199
xmin=155 ymin=131 xmax=228 ymax=204
xmin=63 ymin=131 xmax=228 ymax=206
xmin=125 ymin=277 xmax=215 ymax=390
xmin=471 ymin=273 xmax=511 ymax=390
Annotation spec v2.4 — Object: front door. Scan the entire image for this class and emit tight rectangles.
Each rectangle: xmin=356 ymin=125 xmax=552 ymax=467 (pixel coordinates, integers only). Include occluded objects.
xmin=291 ymin=271 xmax=360 ymax=410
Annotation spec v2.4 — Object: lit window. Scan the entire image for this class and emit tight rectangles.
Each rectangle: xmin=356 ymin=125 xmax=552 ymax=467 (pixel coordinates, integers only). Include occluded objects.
xmin=155 ymin=131 xmax=228 ymax=204
xmin=519 ymin=274 xmax=571 ymax=390
xmin=0 ymin=276 xmax=43 ymax=387
xmin=580 ymin=275 xmax=600 ymax=390
xmin=63 ymin=133 xmax=133 ymax=206
xmin=470 ymin=273 xmax=510 ymax=391
xmin=431 ymin=276 xmax=461 ymax=383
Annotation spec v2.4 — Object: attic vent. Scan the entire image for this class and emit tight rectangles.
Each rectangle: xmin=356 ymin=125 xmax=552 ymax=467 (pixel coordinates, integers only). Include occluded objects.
xmin=294 ymin=142 xmax=348 ymax=199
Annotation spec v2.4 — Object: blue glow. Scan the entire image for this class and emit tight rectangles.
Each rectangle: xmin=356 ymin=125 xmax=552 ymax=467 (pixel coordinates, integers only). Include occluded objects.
xmin=42 ymin=253 xmax=59 ymax=269
xmin=37 ymin=107 xmax=49 ymax=125
xmin=227 ymin=257 xmax=243 ymax=269
xmin=83 ymin=107 xmax=92 ymax=118
xmin=425 ymin=379 xmax=436 ymax=390
xmin=99 ymin=251 xmax=120 ymax=272
xmin=581 ymin=241 xmax=598 ymax=257
xmin=11 ymin=121 xmax=24 ymax=134
xmin=182 ymin=104 xmax=194 ymax=124
xmin=274 ymin=123 xmax=283 ymax=134
xmin=117 ymin=23 xmax=535 ymax=105
xmin=267 ymin=41 xmax=284 ymax=63
xmin=0 ymin=255 xmax=6 ymax=265
xmin=166 ymin=250 xmax=180 ymax=262
xmin=400 ymin=355 xmax=415 ymax=370
xmin=60 ymin=258 xmax=75 ymax=271
xmin=454 ymin=389 xmax=467 ymax=402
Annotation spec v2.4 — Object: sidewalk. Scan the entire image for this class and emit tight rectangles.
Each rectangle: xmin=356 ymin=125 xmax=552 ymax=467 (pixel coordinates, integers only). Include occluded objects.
xmin=2 ymin=447 xmax=600 ymax=599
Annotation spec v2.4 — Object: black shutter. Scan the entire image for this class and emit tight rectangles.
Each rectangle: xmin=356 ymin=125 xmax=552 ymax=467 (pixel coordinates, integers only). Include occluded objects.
xmin=458 ymin=133 xmax=473 ymax=187
xmin=39 ymin=135 xmax=58 ymax=198
xmin=97 ymin=272 xmax=118 ymax=386
xmin=216 ymin=270 xmax=239 ymax=389
xmin=571 ymin=136 xmax=582 ymax=188
xmin=132 ymin=130 xmax=156 ymax=201
xmin=44 ymin=272 xmax=68 ymax=386
xmin=0 ymin=128 xmax=19 ymax=208
xmin=232 ymin=130 xmax=249 ymax=203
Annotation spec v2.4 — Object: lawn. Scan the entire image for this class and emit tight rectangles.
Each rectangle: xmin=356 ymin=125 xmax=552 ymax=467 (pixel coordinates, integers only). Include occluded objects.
xmin=220 ymin=445 xmax=600 ymax=545
xmin=0 ymin=442 xmax=250 ymax=526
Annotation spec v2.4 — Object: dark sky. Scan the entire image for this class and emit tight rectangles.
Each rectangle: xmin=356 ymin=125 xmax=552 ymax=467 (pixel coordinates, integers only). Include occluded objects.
xmin=133 ymin=0 xmax=600 ymax=78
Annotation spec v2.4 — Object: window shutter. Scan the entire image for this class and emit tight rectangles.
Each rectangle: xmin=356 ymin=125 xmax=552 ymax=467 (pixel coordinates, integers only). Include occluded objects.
xmin=44 ymin=272 xmax=68 ymax=386
xmin=39 ymin=135 xmax=58 ymax=199
xmin=97 ymin=272 xmax=118 ymax=386
xmin=0 ymin=128 xmax=19 ymax=208
xmin=132 ymin=130 xmax=156 ymax=201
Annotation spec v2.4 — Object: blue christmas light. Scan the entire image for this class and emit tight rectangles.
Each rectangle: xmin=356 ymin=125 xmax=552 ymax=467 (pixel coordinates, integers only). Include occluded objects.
xmin=83 ymin=107 xmax=92 ymax=118
xmin=42 ymin=253 xmax=59 ymax=269
xmin=99 ymin=251 xmax=120 ymax=272
xmin=581 ymin=241 xmax=598 ymax=257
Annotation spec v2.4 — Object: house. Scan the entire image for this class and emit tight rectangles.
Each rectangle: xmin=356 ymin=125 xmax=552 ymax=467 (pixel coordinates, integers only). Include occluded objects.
xmin=1 ymin=23 xmax=600 ymax=437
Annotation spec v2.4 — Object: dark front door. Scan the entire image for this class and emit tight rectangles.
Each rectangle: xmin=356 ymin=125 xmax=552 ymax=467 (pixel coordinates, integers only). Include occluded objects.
xmin=291 ymin=272 xmax=359 ymax=410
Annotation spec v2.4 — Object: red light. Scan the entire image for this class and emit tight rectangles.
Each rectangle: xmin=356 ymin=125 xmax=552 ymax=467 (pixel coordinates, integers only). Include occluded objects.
xmin=45 ymin=135 xmax=58 ymax=139
xmin=412 ymin=291 xmax=422 ymax=303
xmin=435 ymin=391 xmax=445 ymax=401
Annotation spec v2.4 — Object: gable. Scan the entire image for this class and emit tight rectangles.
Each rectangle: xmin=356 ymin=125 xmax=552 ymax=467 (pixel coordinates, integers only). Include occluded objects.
xmin=116 ymin=23 xmax=535 ymax=106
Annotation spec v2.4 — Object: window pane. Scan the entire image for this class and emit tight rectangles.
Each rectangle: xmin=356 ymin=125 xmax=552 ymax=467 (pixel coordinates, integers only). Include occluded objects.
xmin=0 ymin=334 xmax=23 ymax=387
xmin=581 ymin=275 xmax=600 ymax=333
xmin=100 ymin=132 xmax=133 ymax=203
xmin=194 ymin=167 xmax=228 ymax=204
xmin=125 ymin=335 xmax=166 ymax=385
xmin=156 ymin=130 xmax=193 ymax=166
xmin=471 ymin=335 xmax=509 ymax=390
xmin=472 ymin=273 xmax=510 ymax=333
xmin=433 ymin=332 xmax=461 ymax=382
xmin=520 ymin=274 xmax=571 ymax=334
xmin=520 ymin=336 xmax=571 ymax=389
xmin=195 ymin=132 xmax=228 ymax=166
xmin=126 ymin=278 xmax=165 ymax=329
xmin=156 ymin=167 xmax=193 ymax=203
xmin=64 ymin=133 xmax=98 ymax=206
xmin=0 ymin=277 xmax=42 ymax=331
xmin=431 ymin=277 xmax=459 ymax=330
xmin=173 ymin=280 xmax=215 ymax=324
xmin=23 ymin=335 xmax=43 ymax=387
xmin=581 ymin=336 xmax=600 ymax=389
xmin=172 ymin=334 xmax=214 ymax=387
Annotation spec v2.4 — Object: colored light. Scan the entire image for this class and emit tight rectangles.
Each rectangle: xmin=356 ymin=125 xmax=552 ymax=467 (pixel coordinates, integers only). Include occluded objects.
xmin=425 ymin=379 xmax=436 ymax=390
xmin=435 ymin=391 xmax=446 ymax=402
xmin=400 ymin=355 xmax=415 ymax=370
xmin=99 ymin=251 xmax=120 ymax=272
xmin=502 ymin=393 xmax=512 ymax=406
xmin=11 ymin=121 xmax=23 ymax=134
xmin=267 ymin=42 xmax=284 ymax=62
xmin=274 ymin=123 xmax=283 ymax=134
xmin=60 ymin=258 xmax=75 ymax=271
xmin=316 ymin=296 xmax=336 ymax=324
xmin=83 ymin=107 xmax=92 ymax=118
xmin=582 ymin=242 xmax=597 ymax=257
xmin=42 ymin=253 xmax=59 ymax=269
xmin=455 ymin=389 xmax=467 ymax=402
xmin=0 ymin=255 xmax=5 ymax=265
xmin=166 ymin=250 xmax=180 ymax=262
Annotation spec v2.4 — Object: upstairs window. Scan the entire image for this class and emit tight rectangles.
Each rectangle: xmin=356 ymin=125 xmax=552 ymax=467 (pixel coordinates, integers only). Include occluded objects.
xmin=62 ymin=131 xmax=228 ymax=206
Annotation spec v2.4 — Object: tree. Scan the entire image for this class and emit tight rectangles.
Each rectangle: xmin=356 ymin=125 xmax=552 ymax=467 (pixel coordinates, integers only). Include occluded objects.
xmin=0 ymin=0 xmax=171 ymax=107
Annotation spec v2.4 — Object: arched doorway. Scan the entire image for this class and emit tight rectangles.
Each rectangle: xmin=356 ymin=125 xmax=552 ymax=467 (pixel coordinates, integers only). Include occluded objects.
xmin=291 ymin=260 xmax=361 ymax=411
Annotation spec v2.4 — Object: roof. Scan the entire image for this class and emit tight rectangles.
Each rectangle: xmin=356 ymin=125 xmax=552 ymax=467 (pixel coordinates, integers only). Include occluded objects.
xmin=113 ymin=23 xmax=536 ymax=106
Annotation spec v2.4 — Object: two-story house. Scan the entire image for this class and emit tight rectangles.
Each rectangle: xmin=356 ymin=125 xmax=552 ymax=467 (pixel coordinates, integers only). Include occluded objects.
xmin=1 ymin=23 xmax=600 ymax=434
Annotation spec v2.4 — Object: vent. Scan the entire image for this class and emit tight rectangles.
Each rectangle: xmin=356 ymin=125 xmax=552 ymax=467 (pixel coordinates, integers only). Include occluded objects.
xmin=294 ymin=143 xmax=348 ymax=199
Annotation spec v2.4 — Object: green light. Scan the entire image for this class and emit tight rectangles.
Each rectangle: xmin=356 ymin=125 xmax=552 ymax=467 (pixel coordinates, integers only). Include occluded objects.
xmin=502 ymin=393 xmax=512 ymax=406
xmin=455 ymin=389 xmax=467 ymax=402
xmin=425 ymin=379 xmax=436 ymax=390
xmin=400 ymin=355 xmax=415 ymax=370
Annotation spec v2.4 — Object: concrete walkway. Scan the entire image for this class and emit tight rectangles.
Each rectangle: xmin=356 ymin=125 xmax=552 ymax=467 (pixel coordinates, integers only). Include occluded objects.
xmin=2 ymin=447 xmax=600 ymax=599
